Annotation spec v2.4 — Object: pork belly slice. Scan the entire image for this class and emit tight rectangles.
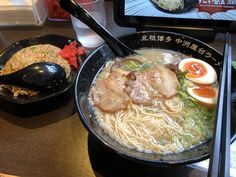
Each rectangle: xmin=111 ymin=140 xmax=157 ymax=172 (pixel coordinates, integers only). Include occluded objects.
xmin=125 ymin=65 xmax=179 ymax=105
xmin=91 ymin=71 xmax=131 ymax=113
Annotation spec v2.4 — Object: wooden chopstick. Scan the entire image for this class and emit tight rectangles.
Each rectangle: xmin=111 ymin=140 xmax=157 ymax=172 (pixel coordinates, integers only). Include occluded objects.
xmin=208 ymin=32 xmax=231 ymax=177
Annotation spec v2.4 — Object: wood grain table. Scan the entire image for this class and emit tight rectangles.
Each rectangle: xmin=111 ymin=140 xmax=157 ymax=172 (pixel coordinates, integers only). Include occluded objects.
xmin=0 ymin=2 xmax=235 ymax=177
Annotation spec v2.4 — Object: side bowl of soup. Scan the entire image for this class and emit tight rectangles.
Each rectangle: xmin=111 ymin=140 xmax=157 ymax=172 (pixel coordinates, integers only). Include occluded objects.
xmin=74 ymin=31 xmax=236 ymax=165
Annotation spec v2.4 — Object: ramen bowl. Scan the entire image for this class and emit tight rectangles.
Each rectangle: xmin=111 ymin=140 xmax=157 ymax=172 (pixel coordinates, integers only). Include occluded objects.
xmin=150 ymin=0 xmax=199 ymax=14
xmin=75 ymin=31 xmax=236 ymax=165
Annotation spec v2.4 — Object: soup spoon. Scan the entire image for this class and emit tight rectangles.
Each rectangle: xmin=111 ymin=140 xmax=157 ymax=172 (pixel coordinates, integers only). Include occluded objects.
xmin=0 ymin=62 xmax=67 ymax=91
xmin=59 ymin=0 xmax=137 ymax=58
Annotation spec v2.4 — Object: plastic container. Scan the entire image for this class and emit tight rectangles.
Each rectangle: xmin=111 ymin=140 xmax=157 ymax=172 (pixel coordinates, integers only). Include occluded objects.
xmin=44 ymin=0 xmax=70 ymax=21
xmin=0 ymin=0 xmax=47 ymax=26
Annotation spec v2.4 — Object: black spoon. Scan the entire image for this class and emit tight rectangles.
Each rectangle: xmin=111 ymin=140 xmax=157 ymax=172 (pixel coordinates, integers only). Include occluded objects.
xmin=59 ymin=0 xmax=137 ymax=58
xmin=0 ymin=62 xmax=67 ymax=91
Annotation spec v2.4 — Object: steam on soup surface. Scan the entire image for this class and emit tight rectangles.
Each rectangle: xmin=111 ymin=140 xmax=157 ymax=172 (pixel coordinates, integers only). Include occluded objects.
xmin=89 ymin=49 xmax=218 ymax=154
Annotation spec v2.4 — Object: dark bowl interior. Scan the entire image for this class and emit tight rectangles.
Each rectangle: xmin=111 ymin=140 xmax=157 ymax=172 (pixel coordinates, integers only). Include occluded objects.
xmin=75 ymin=31 xmax=236 ymax=165
xmin=0 ymin=34 xmax=79 ymax=117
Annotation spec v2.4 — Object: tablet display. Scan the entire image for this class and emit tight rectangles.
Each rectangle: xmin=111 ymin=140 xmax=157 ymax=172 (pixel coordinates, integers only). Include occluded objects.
xmin=114 ymin=0 xmax=236 ymax=32
xmin=125 ymin=0 xmax=236 ymax=21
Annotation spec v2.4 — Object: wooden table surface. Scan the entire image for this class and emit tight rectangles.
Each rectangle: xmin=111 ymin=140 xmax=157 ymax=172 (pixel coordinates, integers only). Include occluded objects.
xmin=0 ymin=2 xmax=235 ymax=177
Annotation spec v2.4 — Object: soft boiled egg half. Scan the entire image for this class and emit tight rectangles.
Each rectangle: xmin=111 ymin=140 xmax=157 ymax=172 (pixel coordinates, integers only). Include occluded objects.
xmin=179 ymin=58 xmax=217 ymax=84
xmin=187 ymin=85 xmax=218 ymax=106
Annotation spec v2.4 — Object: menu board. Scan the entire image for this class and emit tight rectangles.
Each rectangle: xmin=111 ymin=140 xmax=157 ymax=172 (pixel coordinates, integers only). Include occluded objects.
xmin=125 ymin=0 xmax=236 ymax=21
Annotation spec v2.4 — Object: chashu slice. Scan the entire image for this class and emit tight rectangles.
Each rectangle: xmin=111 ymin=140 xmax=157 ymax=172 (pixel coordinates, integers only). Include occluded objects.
xmin=125 ymin=65 xmax=179 ymax=105
xmin=91 ymin=70 xmax=131 ymax=113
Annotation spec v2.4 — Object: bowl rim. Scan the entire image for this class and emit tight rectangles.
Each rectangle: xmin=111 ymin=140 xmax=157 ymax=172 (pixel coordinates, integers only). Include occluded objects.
xmin=75 ymin=30 xmax=236 ymax=165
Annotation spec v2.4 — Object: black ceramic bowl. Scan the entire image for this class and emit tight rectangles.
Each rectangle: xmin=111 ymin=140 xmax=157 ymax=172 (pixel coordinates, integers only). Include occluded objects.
xmin=0 ymin=34 xmax=80 ymax=117
xmin=150 ymin=0 xmax=199 ymax=14
xmin=75 ymin=31 xmax=236 ymax=165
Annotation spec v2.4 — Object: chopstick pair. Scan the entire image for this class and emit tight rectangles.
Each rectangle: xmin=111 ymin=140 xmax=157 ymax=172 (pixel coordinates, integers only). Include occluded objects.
xmin=208 ymin=32 xmax=232 ymax=177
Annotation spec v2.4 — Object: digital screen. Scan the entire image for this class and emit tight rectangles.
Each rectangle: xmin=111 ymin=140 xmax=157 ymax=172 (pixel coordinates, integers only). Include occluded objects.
xmin=125 ymin=0 xmax=236 ymax=21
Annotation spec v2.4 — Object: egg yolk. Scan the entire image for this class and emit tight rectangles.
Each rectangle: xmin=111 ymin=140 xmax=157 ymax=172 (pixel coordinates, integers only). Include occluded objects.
xmin=183 ymin=62 xmax=207 ymax=78
xmin=192 ymin=86 xmax=216 ymax=98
